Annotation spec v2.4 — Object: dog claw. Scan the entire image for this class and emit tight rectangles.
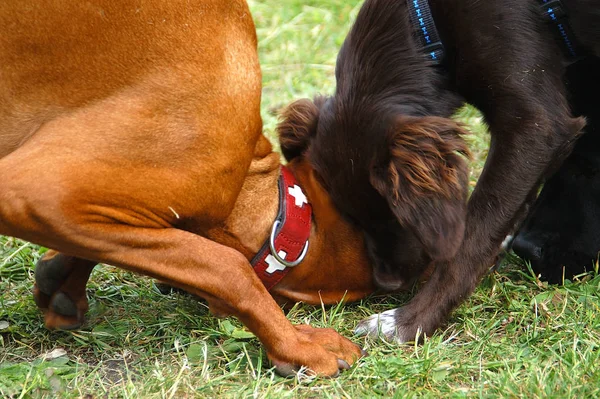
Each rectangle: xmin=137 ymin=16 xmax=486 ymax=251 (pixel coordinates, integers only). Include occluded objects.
xmin=272 ymin=361 xmax=298 ymax=377
xmin=50 ymin=292 xmax=78 ymax=317
xmin=337 ymin=359 xmax=350 ymax=370
xmin=271 ymin=354 xmax=360 ymax=378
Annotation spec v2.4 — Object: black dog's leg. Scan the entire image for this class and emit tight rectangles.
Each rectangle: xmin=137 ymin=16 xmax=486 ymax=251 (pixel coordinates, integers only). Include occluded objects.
xmin=357 ymin=2 xmax=585 ymax=340
xmin=358 ymin=100 xmax=584 ymax=341
xmin=513 ymin=58 xmax=600 ymax=282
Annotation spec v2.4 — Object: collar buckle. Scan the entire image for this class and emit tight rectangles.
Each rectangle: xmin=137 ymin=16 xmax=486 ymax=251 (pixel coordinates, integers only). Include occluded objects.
xmin=540 ymin=0 xmax=567 ymax=19
xmin=250 ymin=166 xmax=313 ymax=290
xmin=423 ymin=41 xmax=444 ymax=64
xmin=269 ymin=220 xmax=309 ymax=267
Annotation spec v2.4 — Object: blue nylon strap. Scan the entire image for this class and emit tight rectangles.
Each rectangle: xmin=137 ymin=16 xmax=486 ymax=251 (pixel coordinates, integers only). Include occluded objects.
xmin=407 ymin=0 xmax=582 ymax=65
xmin=407 ymin=0 xmax=444 ymax=65
xmin=539 ymin=0 xmax=580 ymax=59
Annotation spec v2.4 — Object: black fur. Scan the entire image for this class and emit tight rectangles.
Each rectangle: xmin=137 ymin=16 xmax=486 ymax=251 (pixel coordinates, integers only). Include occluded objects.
xmin=513 ymin=56 xmax=600 ymax=283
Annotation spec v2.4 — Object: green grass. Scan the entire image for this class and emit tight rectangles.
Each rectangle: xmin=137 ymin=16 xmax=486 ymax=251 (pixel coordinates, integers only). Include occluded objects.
xmin=1 ymin=1 xmax=599 ymax=397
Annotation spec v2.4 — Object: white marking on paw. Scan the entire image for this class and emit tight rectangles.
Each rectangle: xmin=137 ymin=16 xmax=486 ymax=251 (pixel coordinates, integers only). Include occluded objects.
xmin=354 ymin=309 xmax=397 ymax=338
xmin=355 ymin=309 xmax=427 ymax=343
xmin=501 ymin=235 xmax=513 ymax=251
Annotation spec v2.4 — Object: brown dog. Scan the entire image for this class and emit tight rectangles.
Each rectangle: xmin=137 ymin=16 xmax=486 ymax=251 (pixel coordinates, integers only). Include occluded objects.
xmin=0 ymin=0 xmax=376 ymax=376
xmin=277 ymin=0 xmax=598 ymax=342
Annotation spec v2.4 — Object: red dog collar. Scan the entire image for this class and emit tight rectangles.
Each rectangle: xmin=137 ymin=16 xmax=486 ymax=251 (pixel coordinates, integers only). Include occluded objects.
xmin=251 ymin=166 xmax=312 ymax=290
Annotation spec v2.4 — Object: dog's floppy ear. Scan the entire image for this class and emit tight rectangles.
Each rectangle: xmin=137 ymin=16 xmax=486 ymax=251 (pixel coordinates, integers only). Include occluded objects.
xmin=277 ymin=96 xmax=327 ymax=161
xmin=370 ymin=116 xmax=471 ymax=260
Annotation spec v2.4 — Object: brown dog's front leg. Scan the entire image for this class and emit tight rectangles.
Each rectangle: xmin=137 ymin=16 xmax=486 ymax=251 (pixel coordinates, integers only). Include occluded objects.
xmin=120 ymin=228 xmax=365 ymax=376
xmin=19 ymin=223 xmax=363 ymax=376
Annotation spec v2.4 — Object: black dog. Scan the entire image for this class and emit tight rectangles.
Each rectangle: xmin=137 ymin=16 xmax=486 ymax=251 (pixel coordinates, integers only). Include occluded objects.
xmin=513 ymin=56 xmax=600 ymax=283
xmin=278 ymin=0 xmax=600 ymax=341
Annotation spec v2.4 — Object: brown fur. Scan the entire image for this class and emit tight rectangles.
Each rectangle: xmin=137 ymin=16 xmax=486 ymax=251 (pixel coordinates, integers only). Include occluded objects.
xmin=278 ymin=97 xmax=327 ymax=162
xmin=371 ymin=116 xmax=470 ymax=205
xmin=0 ymin=0 xmax=375 ymax=376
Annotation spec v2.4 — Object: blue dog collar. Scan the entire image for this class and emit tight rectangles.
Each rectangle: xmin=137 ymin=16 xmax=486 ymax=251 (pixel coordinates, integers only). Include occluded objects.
xmin=407 ymin=0 xmax=445 ymax=65
xmin=539 ymin=0 xmax=582 ymax=61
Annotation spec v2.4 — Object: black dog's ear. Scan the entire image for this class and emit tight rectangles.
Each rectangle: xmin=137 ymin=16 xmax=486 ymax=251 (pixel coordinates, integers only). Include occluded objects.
xmin=276 ymin=96 xmax=327 ymax=161
xmin=370 ymin=116 xmax=471 ymax=261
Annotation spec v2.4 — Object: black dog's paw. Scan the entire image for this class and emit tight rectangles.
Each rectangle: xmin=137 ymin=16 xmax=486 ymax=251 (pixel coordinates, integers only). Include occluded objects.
xmin=354 ymin=307 xmax=427 ymax=343
xmin=354 ymin=309 xmax=398 ymax=340
xmin=153 ymin=281 xmax=191 ymax=296
xmin=514 ymin=234 xmax=598 ymax=283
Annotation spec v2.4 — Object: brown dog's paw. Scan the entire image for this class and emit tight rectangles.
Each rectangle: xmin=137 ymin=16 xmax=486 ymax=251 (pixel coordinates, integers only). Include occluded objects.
xmin=42 ymin=308 xmax=84 ymax=331
xmin=32 ymin=251 xmax=93 ymax=330
xmin=34 ymin=251 xmax=70 ymax=299
xmin=34 ymin=285 xmax=86 ymax=330
xmin=268 ymin=324 xmax=366 ymax=377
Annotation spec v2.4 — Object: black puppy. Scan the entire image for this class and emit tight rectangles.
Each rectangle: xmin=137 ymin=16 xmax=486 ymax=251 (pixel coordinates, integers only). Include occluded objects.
xmin=278 ymin=0 xmax=599 ymax=341
xmin=513 ymin=56 xmax=600 ymax=283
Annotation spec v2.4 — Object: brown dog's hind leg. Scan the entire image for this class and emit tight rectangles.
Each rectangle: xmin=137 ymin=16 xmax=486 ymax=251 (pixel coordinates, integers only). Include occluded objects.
xmin=33 ymin=250 xmax=96 ymax=330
